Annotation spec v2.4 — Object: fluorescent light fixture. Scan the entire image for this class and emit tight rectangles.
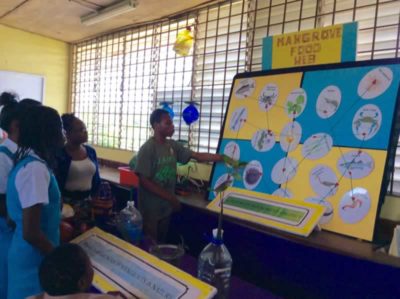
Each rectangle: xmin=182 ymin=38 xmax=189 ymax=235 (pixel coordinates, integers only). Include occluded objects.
xmin=81 ymin=0 xmax=137 ymax=26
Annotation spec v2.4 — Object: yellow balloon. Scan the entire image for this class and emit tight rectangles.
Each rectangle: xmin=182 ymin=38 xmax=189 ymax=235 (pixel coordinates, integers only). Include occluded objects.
xmin=173 ymin=27 xmax=194 ymax=57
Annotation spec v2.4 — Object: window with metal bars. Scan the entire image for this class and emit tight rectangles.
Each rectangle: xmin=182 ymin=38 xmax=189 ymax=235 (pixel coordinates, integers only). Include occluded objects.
xmin=71 ymin=0 xmax=400 ymax=193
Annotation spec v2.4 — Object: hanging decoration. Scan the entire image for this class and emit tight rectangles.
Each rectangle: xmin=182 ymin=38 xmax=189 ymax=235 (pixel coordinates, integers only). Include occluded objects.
xmin=160 ymin=101 xmax=174 ymax=119
xmin=182 ymin=101 xmax=199 ymax=149
xmin=173 ymin=26 xmax=194 ymax=57
xmin=182 ymin=101 xmax=199 ymax=125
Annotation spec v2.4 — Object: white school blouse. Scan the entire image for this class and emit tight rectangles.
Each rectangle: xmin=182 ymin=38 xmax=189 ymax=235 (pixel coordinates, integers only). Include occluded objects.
xmin=0 ymin=138 xmax=17 ymax=194
xmin=13 ymin=151 xmax=50 ymax=208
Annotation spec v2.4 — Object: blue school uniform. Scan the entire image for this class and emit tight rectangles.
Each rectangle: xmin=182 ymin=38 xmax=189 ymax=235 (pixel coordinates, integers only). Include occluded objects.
xmin=0 ymin=139 xmax=17 ymax=299
xmin=7 ymin=154 xmax=60 ymax=299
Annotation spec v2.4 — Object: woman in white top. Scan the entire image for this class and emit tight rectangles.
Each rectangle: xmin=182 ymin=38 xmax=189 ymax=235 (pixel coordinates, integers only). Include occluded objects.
xmin=56 ymin=114 xmax=100 ymax=221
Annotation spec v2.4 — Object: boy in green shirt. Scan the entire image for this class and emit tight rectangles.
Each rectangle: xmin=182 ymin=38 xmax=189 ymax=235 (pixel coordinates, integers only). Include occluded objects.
xmin=135 ymin=109 xmax=222 ymax=243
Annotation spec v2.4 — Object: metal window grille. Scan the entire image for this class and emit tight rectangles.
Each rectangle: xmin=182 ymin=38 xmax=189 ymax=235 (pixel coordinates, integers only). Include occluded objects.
xmin=71 ymin=0 xmax=400 ymax=193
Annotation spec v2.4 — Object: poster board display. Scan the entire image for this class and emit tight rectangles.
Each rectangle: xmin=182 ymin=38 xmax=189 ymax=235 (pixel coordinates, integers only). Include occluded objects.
xmin=72 ymin=227 xmax=216 ymax=299
xmin=209 ymin=59 xmax=400 ymax=241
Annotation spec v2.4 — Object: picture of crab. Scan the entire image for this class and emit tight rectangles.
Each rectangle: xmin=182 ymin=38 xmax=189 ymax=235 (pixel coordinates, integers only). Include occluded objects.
xmin=353 ymin=111 xmax=380 ymax=136
xmin=259 ymin=92 xmax=276 ymax=109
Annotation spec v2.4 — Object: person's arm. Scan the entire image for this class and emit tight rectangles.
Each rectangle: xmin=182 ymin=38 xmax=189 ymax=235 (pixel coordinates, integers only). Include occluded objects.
xmin=191 ymin=152 xmax=223 ymax=163
xmin=22 ymin=204 xmax=54 ymax=255
xmin=139 ymin=175 xmax=181 ymax=211
xmin=88 ymin=146 xmax=101 ymax=196
xmin=17 ymin=161 xmax=54 ymax=254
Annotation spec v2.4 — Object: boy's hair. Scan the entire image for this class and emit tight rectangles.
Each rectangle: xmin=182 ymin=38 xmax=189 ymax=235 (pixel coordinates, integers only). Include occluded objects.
xmin=150 ymin=108 xmax=169 ymax=129
xmin=61 ymin=113 xmax=77 ymax=133
xmin=39 ymin=244 xmax=90 ymax=296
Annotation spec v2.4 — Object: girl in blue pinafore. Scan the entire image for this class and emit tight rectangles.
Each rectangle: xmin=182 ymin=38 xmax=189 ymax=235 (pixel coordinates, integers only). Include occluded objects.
xmin=0 ymin=92 xmax=19 ymax=299
xmin=0 ymin=92 xmax=41 ymax=299
xmin=7 ymin=105 xmax=64 ymax=299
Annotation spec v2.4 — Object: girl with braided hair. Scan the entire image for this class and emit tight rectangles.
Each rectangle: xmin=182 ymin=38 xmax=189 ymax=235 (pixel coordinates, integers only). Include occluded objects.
xmin=6 ymin=105 xmax=64 ymax=299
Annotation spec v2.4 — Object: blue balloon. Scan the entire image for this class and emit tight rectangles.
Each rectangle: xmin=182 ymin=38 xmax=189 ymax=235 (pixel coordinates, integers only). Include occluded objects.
xmin=161 ymin=102 xmax=174 ymax=119
xmin=183 ymin=103 xmax=199 ymax=125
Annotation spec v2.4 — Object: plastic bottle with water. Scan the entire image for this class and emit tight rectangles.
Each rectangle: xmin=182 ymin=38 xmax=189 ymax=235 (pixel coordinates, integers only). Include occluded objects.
xmin=197 ymin=229 xmax=233 ymax=299
xmin=115 ymin=201 xmax=143 ymax=245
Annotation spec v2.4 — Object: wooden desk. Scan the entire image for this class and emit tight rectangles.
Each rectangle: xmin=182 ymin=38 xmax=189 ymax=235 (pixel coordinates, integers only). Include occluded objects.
xmin=100 ymin=166 xmax=400 ymax=298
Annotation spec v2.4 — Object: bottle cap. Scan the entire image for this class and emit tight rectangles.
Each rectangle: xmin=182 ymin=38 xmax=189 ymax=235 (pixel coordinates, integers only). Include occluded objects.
xmin=211 ymin=228 xmax=224 ymax=245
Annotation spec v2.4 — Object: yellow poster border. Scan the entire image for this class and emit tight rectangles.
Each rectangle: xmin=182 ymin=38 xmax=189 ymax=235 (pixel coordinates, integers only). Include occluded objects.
xmin=207 ymin=187 xmax=326 ymax=237
xmin=71 ymin=227 xmax=217 ymax=299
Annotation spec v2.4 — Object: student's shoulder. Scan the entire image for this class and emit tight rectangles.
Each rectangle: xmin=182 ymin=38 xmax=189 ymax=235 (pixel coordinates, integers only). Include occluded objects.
xmin=138 ymin=138 xmax=156 ymax=152
xmin=84 ymin=144 xmax=97 ymax=155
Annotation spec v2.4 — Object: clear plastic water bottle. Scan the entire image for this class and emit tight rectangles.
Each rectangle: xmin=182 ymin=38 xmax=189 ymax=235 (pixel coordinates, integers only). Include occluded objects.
xmin=197 ymin=229 xmax=233 ymax=299
xmin=115 ymin=201 xmax=143 ymax=245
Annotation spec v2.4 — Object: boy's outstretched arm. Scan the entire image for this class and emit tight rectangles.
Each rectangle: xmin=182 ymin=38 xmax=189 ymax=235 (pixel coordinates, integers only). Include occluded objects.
xmin=191 ymin=152 xmax=223 ymax=163
xmin=138 ymin=175 xmax=181 ymax=211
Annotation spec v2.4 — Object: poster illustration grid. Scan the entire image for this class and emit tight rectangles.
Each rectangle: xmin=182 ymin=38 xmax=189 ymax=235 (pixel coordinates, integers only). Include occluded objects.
xmin=209 ymin=59 xmax=400 ymax=241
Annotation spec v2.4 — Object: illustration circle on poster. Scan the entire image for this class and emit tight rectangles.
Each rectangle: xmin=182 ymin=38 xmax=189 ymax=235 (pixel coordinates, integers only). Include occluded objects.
xmin=235 ymin=78 xmax=256 ymax=99
xmin=251 ymin=129 xmax=275 ymax=152
xmin=280 ymin=121 xmax=302 ymax=152
xmin=258 ymin=83 xmax=279 ymax=112
xmin=213 ymin=174 xmax=234 ymax=197
xmin=285 ymin=88 xmax=307 ymax=118
xmin=229 ymin=107 xmax=248 ymax=132
xmin=339 ymin=188 xmax=371 ymax=224
xmin=223 ymin=141 xmax=241 ymax=162
xmin=243 ymin=160 xmax=263 ymax=190
xmin=357 ymin=67 xmax=393 ymax=99
xmin=337 ymin=150 xmax=374 ymax=179
xmin=272 ymin=188 xmax=293 ymax=199
xmin=302 ymin=133 xmax=333 ymax=160
xmin=316 ymin=85 xmax=342 ymax=119
xmin=305 ymin=197 xmax=334 ymax=225
xmin=352 ymin=104 xmax=382 ymax=141
xmin=271 ymin=157 xmax=298 ymax=185
xmin=309 ymin=165 xmax=338 ymax=198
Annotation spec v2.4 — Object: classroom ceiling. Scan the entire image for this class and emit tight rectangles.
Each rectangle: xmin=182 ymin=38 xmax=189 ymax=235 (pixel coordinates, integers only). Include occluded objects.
xmin=0 ymin=0 xmax=218 ymax=43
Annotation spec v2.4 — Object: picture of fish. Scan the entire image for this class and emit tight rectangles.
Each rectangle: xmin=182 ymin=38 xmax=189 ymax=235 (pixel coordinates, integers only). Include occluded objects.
xmin=235 ymin=79 xmax=256 ymax=98
xmin=337 ymin=151 xmax=375 ymax=179
xmin=229 ymin=107 xmax=247 ymax=131
xmin=339 ymin=160 xmax=373 ymax=171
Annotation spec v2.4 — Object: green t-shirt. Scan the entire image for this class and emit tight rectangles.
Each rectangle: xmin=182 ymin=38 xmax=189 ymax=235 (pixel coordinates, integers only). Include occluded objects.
xmin=135 ymin=137 xmax=192 ymax=220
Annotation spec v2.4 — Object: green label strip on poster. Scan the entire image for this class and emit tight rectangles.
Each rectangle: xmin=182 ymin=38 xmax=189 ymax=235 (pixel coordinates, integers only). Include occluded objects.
xmin=224 ymin=196 xmax=307 ymax=224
